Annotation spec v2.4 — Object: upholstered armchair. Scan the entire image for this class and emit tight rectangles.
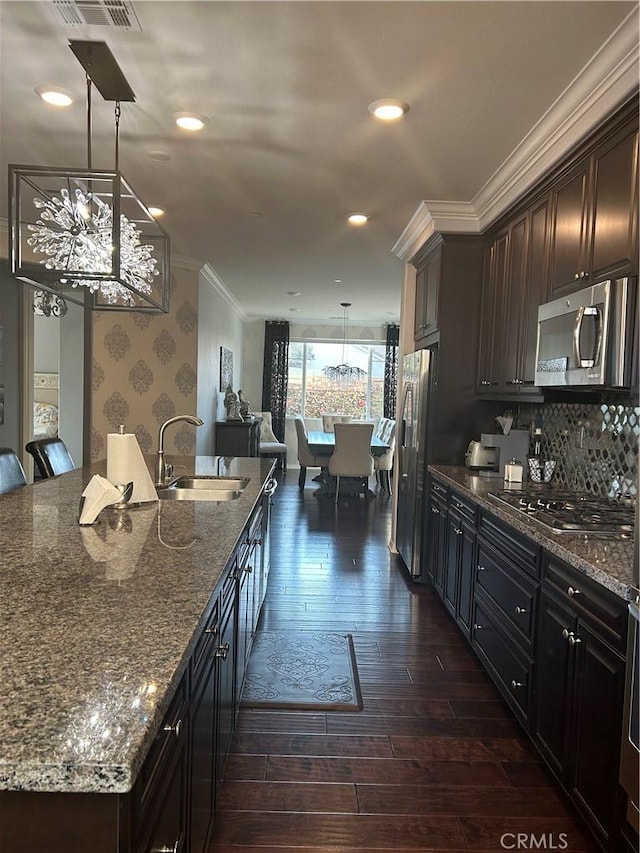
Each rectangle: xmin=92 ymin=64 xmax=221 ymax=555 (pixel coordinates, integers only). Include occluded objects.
xmin=255 ymin=412 xmax=287 ymax=470
xmin=25 ymin=437 xmax=75 ymax=479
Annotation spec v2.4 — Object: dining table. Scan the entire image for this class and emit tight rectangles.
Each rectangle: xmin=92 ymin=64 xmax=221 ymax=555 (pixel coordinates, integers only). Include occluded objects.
xmin=306 ymin=430 xmax=390 ymax=457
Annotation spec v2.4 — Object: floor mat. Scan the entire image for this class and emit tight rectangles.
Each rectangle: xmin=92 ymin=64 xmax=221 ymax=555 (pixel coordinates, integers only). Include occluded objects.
xmin=240 ymin=631 xmax=363 ymax=711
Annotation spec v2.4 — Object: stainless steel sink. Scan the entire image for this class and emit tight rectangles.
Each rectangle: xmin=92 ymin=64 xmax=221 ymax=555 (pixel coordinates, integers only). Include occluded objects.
xmin=156 ymin=475 xmax=250 ymax=502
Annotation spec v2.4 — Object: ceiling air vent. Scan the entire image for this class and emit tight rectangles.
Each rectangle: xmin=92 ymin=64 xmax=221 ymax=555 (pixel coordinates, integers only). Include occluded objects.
xmin=51 ymin=0 xmax=142 ymax=31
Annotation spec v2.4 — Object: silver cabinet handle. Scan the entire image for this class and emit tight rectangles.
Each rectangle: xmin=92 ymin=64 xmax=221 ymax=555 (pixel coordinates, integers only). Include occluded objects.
xmin=204 ymin=625 xmax=218 ymax=636
xmin=216 ymin=642 xmax=230 ymax=660
xmin=473 ymin=623 xmax=483 ymax=631
xmin=455 ymin=528 xmax=463 ymax=536
xmin=515 ymin=606 xmax=527 ymax=614
xmin=243 ymin=564 xmax=253 ymax=574
xmin=567 ymin=586 xmax=580 ymax=596
xmin=152 ymin=834 xmax=183 ymax=853
xmin=163 ymin=718 xmax=182 ymax=739
xmin=431 ymin=506 xmax=440 ymax=515
xmin=511 ymin=680 xmax=524 ymax=689
xmin=477 ymin=565 xmax=486 ymax=572
xmin=562 ymin=628 xmax=570 ymax=639
xmin=568 ymin=634 xmax=582 ymax=646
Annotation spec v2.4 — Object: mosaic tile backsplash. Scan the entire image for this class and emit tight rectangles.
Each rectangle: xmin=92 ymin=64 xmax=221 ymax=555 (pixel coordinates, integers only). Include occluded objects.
xmin=520 ymin=400 xmax=638 ymax=498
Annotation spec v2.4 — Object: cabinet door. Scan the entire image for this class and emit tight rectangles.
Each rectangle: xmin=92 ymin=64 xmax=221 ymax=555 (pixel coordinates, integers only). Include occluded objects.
xmin=533 ymin=593 xmax=575 ymax=779
xmin=476 ymin=234 xmax=507 ymax=392
xmin=548 ymin=159 xmax=590 ymax=297
xmin=443 ymin=510 xmax=460 ymax=618
xmin=431 ymin=498 xmax=448 ymax=596
xmin=414 ymin=243 xmax=442 ymax=342
xmin=501 ymin=215 xmax=528 ymax=391
xmin=589 ymin=122 xmax=639 ymax=281
xmin=215 ymin=591 xmax=237 ymax=788
xmin=455 ymin=518 xmax=475 ymax=638
xmin=570 ymin=620 xmax=626 ymax=843
xmin=522 ymin=197 xmax=550 ymax=387
xmin=190 ymin=649 xmax=217 ymax=853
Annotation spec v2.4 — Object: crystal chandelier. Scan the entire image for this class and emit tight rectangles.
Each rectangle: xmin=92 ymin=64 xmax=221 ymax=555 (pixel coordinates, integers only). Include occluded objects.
xmin=323 ymin=302 xmax=367 ymax=381
xmin=9 ymin=41 xmax=169 ymax=312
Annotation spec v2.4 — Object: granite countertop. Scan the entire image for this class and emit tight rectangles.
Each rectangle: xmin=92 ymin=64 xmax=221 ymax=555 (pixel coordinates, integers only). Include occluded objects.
xmin=429 ymin=465 xmax=636 ymax=602
xmin=0 ymin=456 xmax=275 ymax=795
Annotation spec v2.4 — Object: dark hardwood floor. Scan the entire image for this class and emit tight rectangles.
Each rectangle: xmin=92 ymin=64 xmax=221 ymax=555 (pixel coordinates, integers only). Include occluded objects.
xmin=209 ymin=475 xmax=598 ymax=852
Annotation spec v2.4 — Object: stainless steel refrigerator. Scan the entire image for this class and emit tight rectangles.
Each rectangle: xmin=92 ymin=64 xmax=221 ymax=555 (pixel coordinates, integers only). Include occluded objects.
xmin=396 ymin=346 xmax=438 ymax=579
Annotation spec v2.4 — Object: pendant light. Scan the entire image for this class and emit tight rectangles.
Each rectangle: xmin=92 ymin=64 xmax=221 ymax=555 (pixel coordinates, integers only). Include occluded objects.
xmin=9 ymin=41 xmax=169 ymax=312
xmin=323 ymin=302 xmax=367 ymax=381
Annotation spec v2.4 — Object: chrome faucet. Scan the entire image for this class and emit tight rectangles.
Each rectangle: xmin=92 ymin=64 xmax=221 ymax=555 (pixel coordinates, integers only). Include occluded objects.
xmin=155 ymin=415 xmax=204 ymax=485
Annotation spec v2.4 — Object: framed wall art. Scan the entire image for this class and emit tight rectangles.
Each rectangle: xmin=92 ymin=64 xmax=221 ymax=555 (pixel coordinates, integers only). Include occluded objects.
xmin=220 ymin=346 xmax=233 ymax=390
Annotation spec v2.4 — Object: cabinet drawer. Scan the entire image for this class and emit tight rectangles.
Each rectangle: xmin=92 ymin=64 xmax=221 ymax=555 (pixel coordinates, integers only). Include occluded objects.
xmin=221 ymin=559 xmax=238 ymax=612
xmin=430 ymin=477 xmax=448 ymax=503
xmin=472 ymin=598 xmax=533 ymax=727
xmin=543 ymin=556 xmax=627 ymax=649
xmin=191 ymin=597 xmax=219 ymax=683
xmin=476 ymin=541 xmax=537 ymax=651
xmin=478 ymin=511 xmax=541 ymax=579
xmin=134 ymin=673 xmax=188 ymax=821
xmin=449 ymin=490 xmax=477 ymax=526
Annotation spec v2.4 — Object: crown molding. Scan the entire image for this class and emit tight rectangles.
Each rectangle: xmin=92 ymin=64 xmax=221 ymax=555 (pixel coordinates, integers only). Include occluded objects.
xmin=200 ymin=262 xmax=247 ymax=320
xmin=393 ymin=9 xmax=639 ymax=263
xmin=391 ymin=201 xmax=480 ymax=262
xmin=170 ymin=253 xmax=205 ymax=271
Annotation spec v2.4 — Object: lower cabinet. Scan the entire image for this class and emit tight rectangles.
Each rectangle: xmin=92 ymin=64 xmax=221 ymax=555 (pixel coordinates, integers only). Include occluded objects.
xmin=534 ymin=560 xmax=627 ymax=849
xmin=425 ymin=475 xmax=630 ymax=853
xmin=443 ymin=491 xmax=476 ymax=639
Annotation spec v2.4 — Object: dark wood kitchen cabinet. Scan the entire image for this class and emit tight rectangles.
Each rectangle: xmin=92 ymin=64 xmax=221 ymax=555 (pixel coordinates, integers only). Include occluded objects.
xmin=548 ymin=108 xmax=639 ymax=298
xmin=534 ymin=556 xmax=628 ymax=849
xmin=476 ymin=197 xmax=550 ymax=398
xmin=471 ymin=510 xmax=540 ymax=728
xmin=235 ymin=503 xmax=264 ymax=706
xmin=413 ymin=238 xmax=442 ymax=344
xmin=424 ymin=476 xmax=448 ymax=589
xmin=443 ymin=490 xmax=477 ymax=639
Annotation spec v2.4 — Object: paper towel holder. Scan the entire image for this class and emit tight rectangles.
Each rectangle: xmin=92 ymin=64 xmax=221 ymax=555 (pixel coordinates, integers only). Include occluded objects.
xmin=112 ymin=481 xmax=134 ymax=510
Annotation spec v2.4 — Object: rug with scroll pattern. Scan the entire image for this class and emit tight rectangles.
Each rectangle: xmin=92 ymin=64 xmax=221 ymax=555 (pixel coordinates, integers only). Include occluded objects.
xmin=240 ymin=631 xmax=363 ymax=711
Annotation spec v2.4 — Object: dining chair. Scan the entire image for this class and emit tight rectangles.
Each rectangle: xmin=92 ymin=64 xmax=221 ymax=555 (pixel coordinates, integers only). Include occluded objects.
xmin=25 ymin=437 xmax=75 ymax=479
xmin=328 ymin=422 xmax=374 ymax=504
xmin=0 ymin=448 xmax=27 ymax=494
xmin=295 ymin=417 xmax=326 ymax=489
xmin=374 ymin=419 xmax=396 ymax=495
xmin=256 ymin=411 xmax=287 ymax=470
xmin=322 ymin=414 xmax=352 ymax=433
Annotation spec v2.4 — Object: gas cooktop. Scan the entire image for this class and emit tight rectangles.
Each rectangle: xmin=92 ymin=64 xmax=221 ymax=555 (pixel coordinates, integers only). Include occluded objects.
xmin=488 ymin=488 xmax=635 ymax=537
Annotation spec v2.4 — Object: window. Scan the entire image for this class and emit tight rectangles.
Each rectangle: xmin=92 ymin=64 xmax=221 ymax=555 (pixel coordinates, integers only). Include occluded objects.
xmin=287 ymin=341 xmax=385 ymax=419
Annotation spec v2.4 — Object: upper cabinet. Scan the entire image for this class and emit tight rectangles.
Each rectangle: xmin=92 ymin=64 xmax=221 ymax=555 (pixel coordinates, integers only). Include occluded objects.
xmin=549 ymin=111 xmax=639 ymax=298
xmin=413 ymin=237 xmax=443 ymax=344
xmin=477 ymin=96 xmax=638 ymax=400
xmin=476 ymin=197 xmax=550 ymax=398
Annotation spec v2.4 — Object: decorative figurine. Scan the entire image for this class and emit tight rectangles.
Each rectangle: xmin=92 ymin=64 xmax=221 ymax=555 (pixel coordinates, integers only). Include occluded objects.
xmin=238 ymin=390 xmax=253 ymax=421
xmin=224 ymin=385 xmax=242 ymax=421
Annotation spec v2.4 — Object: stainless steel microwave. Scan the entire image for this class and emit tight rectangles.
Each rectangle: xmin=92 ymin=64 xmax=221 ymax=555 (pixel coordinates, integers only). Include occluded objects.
xmin=535 ymin=278 xmax=636 ymax=388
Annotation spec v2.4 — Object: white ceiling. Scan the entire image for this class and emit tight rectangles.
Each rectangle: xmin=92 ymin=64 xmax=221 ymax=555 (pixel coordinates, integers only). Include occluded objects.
xmin=0 ymin=1 xmax=638 ymax=325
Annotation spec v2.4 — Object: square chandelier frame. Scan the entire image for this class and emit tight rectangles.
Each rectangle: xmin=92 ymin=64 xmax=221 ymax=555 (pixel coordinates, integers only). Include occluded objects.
xmin=9 ymin=163 xmax=170 ymax=313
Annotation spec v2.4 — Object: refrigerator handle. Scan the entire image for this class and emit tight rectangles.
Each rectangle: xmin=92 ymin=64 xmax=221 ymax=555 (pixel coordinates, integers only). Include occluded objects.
xmin=400 ymin=385 xmax=411 ymax=447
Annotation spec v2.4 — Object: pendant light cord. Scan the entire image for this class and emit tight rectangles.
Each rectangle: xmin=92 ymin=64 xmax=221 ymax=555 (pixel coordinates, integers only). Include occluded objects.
xmin=114 ymin=101 xmax=121 ymax=172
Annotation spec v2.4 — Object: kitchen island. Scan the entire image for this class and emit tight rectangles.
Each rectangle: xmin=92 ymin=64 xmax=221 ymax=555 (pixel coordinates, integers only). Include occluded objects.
xmin=0 ymin=455 xmax=276 ymax=852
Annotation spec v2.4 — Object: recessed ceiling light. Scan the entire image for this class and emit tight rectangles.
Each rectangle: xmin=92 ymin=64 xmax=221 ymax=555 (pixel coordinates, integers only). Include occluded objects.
xmin=287 ymin=291 xmax=301 ymax=297
xmin=289 ymin=307 xmax=300 ymax=312
xmin=35 ymin=85 xmax=73 ymax=107
xmin=347 ymin=213 xmax=369 ymax=225
xmin=334 ymin=279 xmax=343 ymax=284
xmin=149 ymin=149 xmax=171 ymax=161
xmin=147 ymin=206 xmax=165 ymax=218
xmin=368 ymin=99 xmax=410 ymax=121
xmin=249 ymin=211 xmax=263 ymax=218
xmin=174 ymin=112 xmax=209 ymax=131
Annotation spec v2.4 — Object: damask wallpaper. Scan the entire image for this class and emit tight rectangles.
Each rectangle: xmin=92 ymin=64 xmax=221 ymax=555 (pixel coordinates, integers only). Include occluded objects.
xmin=90 ymin=267 xmax=200 ymax=461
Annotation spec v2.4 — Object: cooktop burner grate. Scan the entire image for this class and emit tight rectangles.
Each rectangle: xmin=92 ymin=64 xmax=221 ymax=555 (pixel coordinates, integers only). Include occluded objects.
xmin=488 ymin=488 xmax=635 ymax=537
